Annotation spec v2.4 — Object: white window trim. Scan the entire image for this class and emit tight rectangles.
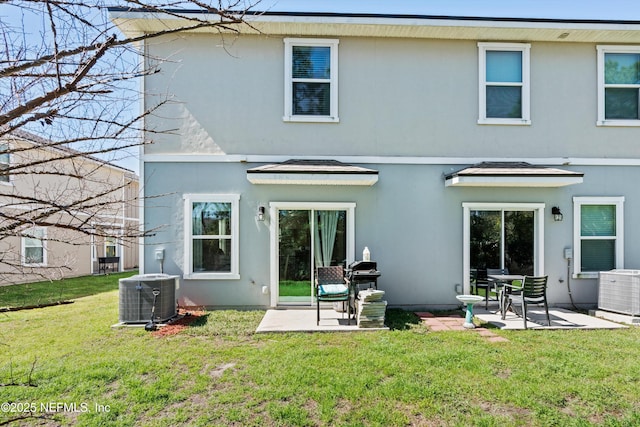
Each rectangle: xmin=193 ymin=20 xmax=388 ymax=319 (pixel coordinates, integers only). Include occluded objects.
xmin=572 ymin=196 xmax=624 ymax=278
xmin=268 ymin=201 xmax=356 ymax=307
xmin=478 ymin=42 xmax=531 ymax=125
xmin=596 ymin=45 xmax=640 ymax=127
xmin=0 ymin=142 xmax=12 ymax=186
xmin=183 ymin=193 xmax=240 ymax=280
xmin=22 ymin=226 xmax=47 ymax=267
xmin=283 ymin=38 xmax=339 ymax=123
xmin=462 ymin=202 xmax=545 ymax=294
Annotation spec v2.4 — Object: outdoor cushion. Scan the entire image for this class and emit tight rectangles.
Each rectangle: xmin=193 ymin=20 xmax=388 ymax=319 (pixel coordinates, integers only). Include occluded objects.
xmin=318 ymin=284 xmax=349 ymax=297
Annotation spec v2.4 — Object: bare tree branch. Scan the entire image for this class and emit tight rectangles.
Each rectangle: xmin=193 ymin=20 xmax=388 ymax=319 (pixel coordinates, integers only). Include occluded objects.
xmin=0 ymin=0 xmax=260 ymax=284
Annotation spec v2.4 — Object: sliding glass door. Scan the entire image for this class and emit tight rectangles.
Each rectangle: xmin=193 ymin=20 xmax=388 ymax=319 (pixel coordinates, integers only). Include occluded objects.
xmin=463 ymin=203 xmax=544 ymax=293
xmin=470 ymin=210 xmax=534 ymax=275
xmin=272 ymin=203 xmax=355 ymax=306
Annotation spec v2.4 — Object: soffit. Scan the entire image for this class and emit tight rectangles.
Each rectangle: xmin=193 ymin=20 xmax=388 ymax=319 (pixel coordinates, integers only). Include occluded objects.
xmin=109 ymin=10 xmax=640 ymax=43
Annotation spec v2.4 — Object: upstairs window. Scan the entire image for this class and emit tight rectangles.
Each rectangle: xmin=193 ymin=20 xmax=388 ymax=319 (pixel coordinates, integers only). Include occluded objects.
xmin=478 ymin=42 xmax=531 ymax=125
xmin=597 ymin=46 xmax=640 ymax=126
xmin=284 ymin=38 xmax=339 ymax=123
xmin=573 ymin=197 xmax=625 ymax=278
xmin=0 ymin=143 xmax=10 ymax=184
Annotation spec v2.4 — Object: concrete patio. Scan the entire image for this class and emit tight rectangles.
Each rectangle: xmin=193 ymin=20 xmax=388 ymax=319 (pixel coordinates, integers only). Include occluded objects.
xmin=473 ymin=306 xmax=628 ymax=330
xmin=256 ymin=307 xmax=388 ymax=333
xmin=256 ymin=305 xmax=628 ymax=333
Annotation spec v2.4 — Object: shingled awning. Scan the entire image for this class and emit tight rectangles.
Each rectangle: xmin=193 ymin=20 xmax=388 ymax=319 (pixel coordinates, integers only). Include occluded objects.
xmin=445 ymin=162 xmax=583 ymax=187
xmin=247 ymin=159 xmax=379 ymax=186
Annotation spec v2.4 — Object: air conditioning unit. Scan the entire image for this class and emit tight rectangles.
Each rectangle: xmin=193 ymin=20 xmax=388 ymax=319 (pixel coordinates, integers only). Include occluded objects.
xmin=119 ymin=274 xmax=178 ymax=323
xmin=598 ymin=270 xmax=640 ymax=316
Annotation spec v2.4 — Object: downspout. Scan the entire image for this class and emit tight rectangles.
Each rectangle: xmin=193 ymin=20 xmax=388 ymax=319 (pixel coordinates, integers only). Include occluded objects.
xmin=121 ymin=174 xmax=126 ymax=272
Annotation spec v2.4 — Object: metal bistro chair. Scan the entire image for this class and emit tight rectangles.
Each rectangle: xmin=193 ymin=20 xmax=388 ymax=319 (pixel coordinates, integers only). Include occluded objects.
xmin=315 ymin=266 xmax=352 ymax=326
xmin=471 ymin=269 xmax=491 ymax=310
xmin=506 ymin=275 xmax=550 ymax=329
xmin=486 ymin=268 xmax=510 ymax=311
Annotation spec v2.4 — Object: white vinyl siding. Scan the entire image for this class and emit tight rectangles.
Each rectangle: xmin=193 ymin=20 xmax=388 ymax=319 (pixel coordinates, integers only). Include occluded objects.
xmin=283 ymin=38 xmax=339 ymax=123
xmin=597 ymin=45 xmax=640 ymax=126
xmin=478 ymin=42 xmax=531 ymax=125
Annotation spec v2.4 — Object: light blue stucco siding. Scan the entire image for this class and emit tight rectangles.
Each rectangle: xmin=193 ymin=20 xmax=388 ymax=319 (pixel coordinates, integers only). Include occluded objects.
xmin=144 ymin=34 xmax=639 ymax=161
xmin=142 ymin=161 xmax=640 ymax=309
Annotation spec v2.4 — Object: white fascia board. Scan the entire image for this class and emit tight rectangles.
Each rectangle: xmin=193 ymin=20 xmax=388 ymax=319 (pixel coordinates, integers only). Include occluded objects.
xmin=445 ymin=175 xmax=584 ymax=187
xmin=247 ymin=173 xmax=378 ymax=186
xmin=248 ymin=14 xmax=640 ymax=31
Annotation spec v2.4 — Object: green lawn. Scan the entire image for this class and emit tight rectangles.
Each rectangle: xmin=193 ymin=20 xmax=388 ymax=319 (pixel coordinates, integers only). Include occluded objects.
xmin=0 ymin=271 xmax=136 ymax=310
xmin=1 ymin=276 xmax=640 ymax=426
xmin=279 ymin=280 xmax=312 ymax=297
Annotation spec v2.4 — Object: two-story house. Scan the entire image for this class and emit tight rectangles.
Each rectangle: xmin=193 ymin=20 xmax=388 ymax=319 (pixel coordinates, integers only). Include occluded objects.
xmin=110 ymin=5 xmax=640 ymax=310
xmin=0 ymin=129 xmax=140 ymax=284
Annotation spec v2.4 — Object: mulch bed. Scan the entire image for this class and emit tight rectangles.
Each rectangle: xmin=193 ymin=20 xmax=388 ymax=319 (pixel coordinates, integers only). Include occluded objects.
xmin=151 ymin=308 xmax=207 ymax=337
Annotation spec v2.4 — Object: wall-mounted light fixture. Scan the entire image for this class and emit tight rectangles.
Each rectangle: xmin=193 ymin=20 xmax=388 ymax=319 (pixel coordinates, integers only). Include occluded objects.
xmin=257 ymin=206 xmax=266 ymax=221
xmin=551 ymin=206 xmax=563 ymax=222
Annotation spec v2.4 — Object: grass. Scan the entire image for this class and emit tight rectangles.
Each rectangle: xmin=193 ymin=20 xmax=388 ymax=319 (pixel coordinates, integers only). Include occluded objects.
xmin=0 ymin=271 xmax=136 ymax=310
xmin=279 ymin=280 xmax=311 ymax=297
xmin=1 ymin=275 xmax=640 ymax=426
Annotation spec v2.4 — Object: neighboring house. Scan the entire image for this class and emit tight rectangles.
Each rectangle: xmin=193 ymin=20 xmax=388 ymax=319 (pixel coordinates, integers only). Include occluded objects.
xmin=110 ymin=6 xmax=640 ymax=310
xmin=0 ymin=129 xmax=139 ymax=284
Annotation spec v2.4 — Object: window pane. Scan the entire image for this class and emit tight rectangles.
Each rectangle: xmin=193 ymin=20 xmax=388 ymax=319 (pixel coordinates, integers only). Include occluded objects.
xmin=486 ymin=86 xmax=522 ymax=118
xmin=0 ymin=142 xmax=8 ymax=182
xmin=581 ymin=205 xmax=615 ymax=236
xmin=605 ymin=53 xmax=640 ymax=84
xmin=293 ymin=82 xmax=330 ymax=115
xmin=0 ymin=144 xmax=9 ymax=164
xmin=106 ymin=246 xmax=117 ymax=257
xmin=605 ymin=88 xmax=639 ymax=119
xmin=292 ymin=46 xmax=330 ymax=79
xmin=504 ymin=211 xmax=534 ymax=276
xmin=25 ymin=247 xmax=43 ymax=264
xmin=486 ymin=51 xmax=522 ymax=83
xmin=581 ymin=240 xmax=615 ymax=271
xmin=470 ymin=211 xmax=501 ymax=270
xmin=193 ymin=239 xmax=231 ymax=272
xmin=24 ymin=237 xmax=42 ymax=247
xmin=192 ymin=202 xmax=231 ymax=236
xmin=25 ymin=228 xmax=45 ymax=240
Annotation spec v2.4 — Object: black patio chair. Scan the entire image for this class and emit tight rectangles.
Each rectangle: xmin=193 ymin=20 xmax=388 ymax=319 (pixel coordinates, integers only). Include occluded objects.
xmin=471 ymin=269 xmax=491 ymax=309
xmin=315 ymin=266 xmax=352 ymax=326
xmin=507 ymin=275 xmax=550 ymax=329
xmin=486 ymin=268 xmax=511 ymax=310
